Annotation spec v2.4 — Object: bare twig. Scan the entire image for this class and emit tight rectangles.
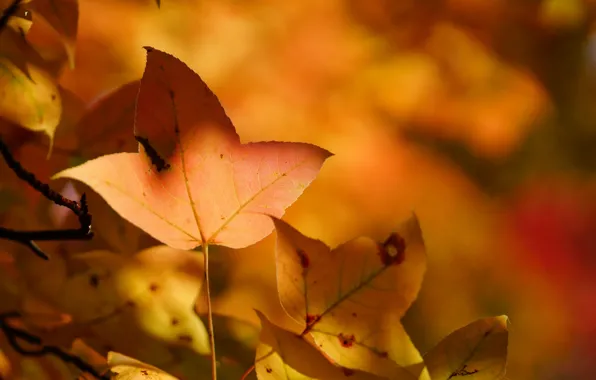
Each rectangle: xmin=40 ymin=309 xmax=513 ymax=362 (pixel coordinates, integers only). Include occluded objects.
xmin=0 ymin=312 xmax=110 ymax=379
xmin=0 ymin=138 xmax=94 ymax=259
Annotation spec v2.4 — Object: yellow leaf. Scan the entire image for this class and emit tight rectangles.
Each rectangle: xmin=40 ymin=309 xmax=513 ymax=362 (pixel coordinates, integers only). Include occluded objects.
xmin=255 ymin=310 xmax=390 ymax=380
xmin=108 ymin=352 xmax=179 ymax=380
xmin=0 ymin=36 xmax=61 ymax=148
xmin=273 ymin=216 xmax=426 ymax=379
xmin=423 ymin=316 xmax=509 ymax=380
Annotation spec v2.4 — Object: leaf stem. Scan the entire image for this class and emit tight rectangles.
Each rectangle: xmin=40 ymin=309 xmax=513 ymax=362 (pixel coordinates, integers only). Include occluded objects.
xmin=204 ymin=243 xmax=217 ymax=380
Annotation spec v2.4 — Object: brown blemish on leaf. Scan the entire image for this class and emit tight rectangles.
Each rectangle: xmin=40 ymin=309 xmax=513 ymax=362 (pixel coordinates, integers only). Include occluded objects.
xmin=342 ymin=367 xmax=355 ymax=376
xmin=338 ymin=333 xmax=355 ymax=348
xmin=89 ymin=274 xmax=99 ymax=288
xmin=351 ymin=312 xmax=357 ymax=317
xmin=149 ymin=283 xmax=159 ymax=292
xmin=141 ymin=369 xmax=149 ymax=376
xmin=51 ymin=94 xmax=56 ymax=101
xmin=377 ymin=232 xmax=406 ymax=266
xmin=220 ymin=153 xmax=224 ymax=159
xmin=304 ymin=313 xmax=321 ymax=333
xmin=296 ymin=248 xmax=309 ymax=269
xmin=125 ymin=300 xmax=136 ymax=308
xmin=377 ymin=351 xmax=388 ymax=358
xmin=178 ymin=334 xmax=193 ymax=343
xmin=266 ymin=367 xmax=273 ymax=373
xmin=171 ymin=318 xmax=179 ymax=326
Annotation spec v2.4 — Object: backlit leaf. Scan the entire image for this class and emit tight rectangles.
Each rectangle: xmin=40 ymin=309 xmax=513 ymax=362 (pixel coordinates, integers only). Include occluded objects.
xmin=108 ymin=352 xmax=179 ymax=380
xmin=423 ymin=316 xmax=509 ymax=380
xmin=55 ymin=47 xmax=331 ymax=250
xmin=255 ymin=311 xmax=389 ymax=380
xmin=0 ymin=28 xmax=61 ymax=146
xmin=273 ymin=216 xmax=427 ymax=379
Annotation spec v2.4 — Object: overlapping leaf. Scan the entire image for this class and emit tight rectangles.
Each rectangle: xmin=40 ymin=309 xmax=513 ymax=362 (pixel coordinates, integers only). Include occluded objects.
xmin=16 ymin=245 xmax=211 ymax=365
xmin=55 ymin=47 xmax=331 ymax=250
xmin=273 ymin=216 xmax=427 ymax=379
xmin=29 ymin=0 xmax=78 ymax=68
xmin=423 ymin=316 xmax=509 ymax=380
xmin=74 ymin=81 xmax=140 ymax=159
xmin=0 ymin=27 xmax=61 ymax=146
xmin=108 ymin=352 xmax=179 ymax=380
xmin=255 ymin=311 xmax=390 ymax=380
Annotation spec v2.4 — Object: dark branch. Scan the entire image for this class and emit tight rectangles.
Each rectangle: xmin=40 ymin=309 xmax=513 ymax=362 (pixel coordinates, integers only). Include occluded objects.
xmin=0 ymin=0 xmax=21 ymax=31
xmin=0 ymin=0 xmax=93 ymax=258
xmin=0 ymin=312 xmax=110 ymax=379
xmin=0 ymin=138 xmax=94 ymax=259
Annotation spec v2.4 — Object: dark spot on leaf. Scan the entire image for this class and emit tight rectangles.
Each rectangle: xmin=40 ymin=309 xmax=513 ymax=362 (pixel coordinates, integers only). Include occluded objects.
xmin=338 ymin=333 xmax=355 ymax=348
xmin=126 ymin=300 xmax=136 ymax=308
xmin=266 ymin=367 xmax=272 ymax=373
xmin=342 ymin=367 xmax=355 ymax=376
xmin=168 ymin=89 xmax=175 ymax=99
xmin=281 ymin=173 xmax=287 ymax=177
xmin=220 ymin=153 xmax=224 ymax=159
xmin=178 ymin=334 xmax=193 ymax=343
xmin=171 ymin=318 xmax=179 ymax=326
xmin=296 ymin=248 xmax=309 ymax=269
xmin=351 ymin=312 xmax=357 ymax=317
xmin=149 ymin=283 xmax=159 ymax=292
xmin=142 ymin=191 xmax=147 ymax=197
xmin=51 ymin=94 xmax=56 ymax=101
xmin=305 ymin=314 xmax=321 ymax=332
xmin=448 ymin=364 xmax=479 ymax=378
xmin=89 ymin=274 xmax=99 ymax=288
xmin=377 ymin=232 xmax=406 ymax=266
xmin=141 ymin=369 xmax=149 ymax=376
xmin=377 ymin=351 xmax=388 ymax=358
xmin=135 ymin=135 xmax=171 ymax=172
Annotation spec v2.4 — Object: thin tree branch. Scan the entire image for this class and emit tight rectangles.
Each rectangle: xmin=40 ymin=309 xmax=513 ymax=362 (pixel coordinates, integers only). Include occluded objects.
xmin=0 ymin=137 xmax=94 ymax=259
xmin=0 ymin=312 xmax=110 ymax=379
xmin=0 ymin=0 xmax=21 ymax=31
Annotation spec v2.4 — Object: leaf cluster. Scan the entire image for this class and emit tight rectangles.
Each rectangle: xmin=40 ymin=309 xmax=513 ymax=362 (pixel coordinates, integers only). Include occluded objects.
xmin=0 ymin=1 xmax=510 ymax=379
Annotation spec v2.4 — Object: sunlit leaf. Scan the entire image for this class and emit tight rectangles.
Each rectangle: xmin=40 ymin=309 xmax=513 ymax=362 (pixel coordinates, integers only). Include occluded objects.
xmin=17 ymin=245 xmax=210 ymax=363
xmin=273 ymin=216 xmax=427 ymax=379
xmin=255 ymin=310 xmax=389 ymax=380
xmin=423 ymin=316 xmax=509 ymax=380
xmin=55 ymin=47 xmax=331 ymax=250
xmin=108 ymin=351 xmax=179 ymax=380
xmin=0 ymin=27 xmax=61 ymax=147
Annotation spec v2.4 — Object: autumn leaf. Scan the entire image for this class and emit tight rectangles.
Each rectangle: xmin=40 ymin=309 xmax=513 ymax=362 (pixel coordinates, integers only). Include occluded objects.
xmin=74 ymin=81 xmax=140 ymax=159
xmin=255 ymin=310 xmax=390 ymax=380
xmin=55 ymin=47 xmax=331 ymax=250
xmin=16 ymin=245 xmax=211 ymax=364
xmin=108 ymin=351 xmax=179 ymax=380
xmin=0 ymin=27 xmax=61 ymax=147
xmin=273 ymin=216 xmax=427 ymax=379
xmin=423 ymin=316 xmax=509 ymax=380
xmin=29 ymin=0 xmax=78 ymax=68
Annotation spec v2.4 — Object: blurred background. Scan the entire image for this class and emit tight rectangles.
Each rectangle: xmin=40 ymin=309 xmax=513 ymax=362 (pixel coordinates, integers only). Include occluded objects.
xmin=4 ymin=0 xmax=596 ymax=378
